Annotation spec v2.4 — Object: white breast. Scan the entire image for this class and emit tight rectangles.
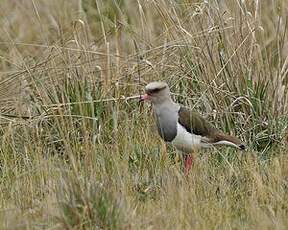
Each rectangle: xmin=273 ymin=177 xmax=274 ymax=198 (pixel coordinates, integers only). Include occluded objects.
xmin=171 ymin=123 xmax=203 ymax=153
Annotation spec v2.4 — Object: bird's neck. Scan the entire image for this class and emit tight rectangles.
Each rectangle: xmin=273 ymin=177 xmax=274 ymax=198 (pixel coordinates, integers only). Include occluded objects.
xmin=153 ymin=99 xmax=179 ymax=115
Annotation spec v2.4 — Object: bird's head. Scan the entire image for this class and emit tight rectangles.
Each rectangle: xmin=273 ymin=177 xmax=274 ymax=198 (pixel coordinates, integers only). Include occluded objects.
xmin=140 ymin=81 xmax=171 ymax=105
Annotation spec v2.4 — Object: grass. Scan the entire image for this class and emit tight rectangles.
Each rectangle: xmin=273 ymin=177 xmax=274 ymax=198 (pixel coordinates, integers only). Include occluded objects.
xmin=0 ymin=0 xmax=287 ymax=229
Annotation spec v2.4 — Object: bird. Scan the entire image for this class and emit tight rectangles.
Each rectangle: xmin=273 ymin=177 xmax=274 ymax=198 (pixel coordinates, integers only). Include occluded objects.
xmin=140 ymin=81 xmax=245 ymax=175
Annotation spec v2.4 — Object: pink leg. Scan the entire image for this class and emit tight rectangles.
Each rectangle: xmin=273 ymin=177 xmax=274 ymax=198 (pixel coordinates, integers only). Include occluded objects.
xmin=184 ymin=154 xmax=194 ymax=175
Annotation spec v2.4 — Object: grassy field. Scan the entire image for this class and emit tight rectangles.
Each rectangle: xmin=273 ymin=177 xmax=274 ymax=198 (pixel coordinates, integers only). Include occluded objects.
xmin=0 ymin=0 xmax=287 ymax=229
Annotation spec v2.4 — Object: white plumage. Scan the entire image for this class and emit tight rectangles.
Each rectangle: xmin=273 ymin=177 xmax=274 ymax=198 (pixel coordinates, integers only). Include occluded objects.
xmin=171 ymin=123 xmax=241 ymax=153
xmin=171 ymin=123 xmax=203 ymax=153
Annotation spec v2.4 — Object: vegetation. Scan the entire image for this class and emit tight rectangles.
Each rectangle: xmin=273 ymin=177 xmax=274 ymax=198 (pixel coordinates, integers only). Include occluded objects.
xmin=0 ymin=0 xmax=287 ymax=229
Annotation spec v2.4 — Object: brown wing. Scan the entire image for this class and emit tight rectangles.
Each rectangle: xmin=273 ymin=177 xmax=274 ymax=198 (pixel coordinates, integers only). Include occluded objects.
xmin=178 ymin=107 xmax=245 ymax=149
xmin=178 ymin=107 xmax=217 ymax=136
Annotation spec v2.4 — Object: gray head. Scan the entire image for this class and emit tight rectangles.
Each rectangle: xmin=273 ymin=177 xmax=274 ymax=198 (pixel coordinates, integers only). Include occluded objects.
xmin=141 ymin=81 xmax=172 ymax=105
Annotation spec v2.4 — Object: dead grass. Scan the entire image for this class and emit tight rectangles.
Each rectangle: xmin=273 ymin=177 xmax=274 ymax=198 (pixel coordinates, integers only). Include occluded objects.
xmin=0 ymin=0 xmax=287 ymax=229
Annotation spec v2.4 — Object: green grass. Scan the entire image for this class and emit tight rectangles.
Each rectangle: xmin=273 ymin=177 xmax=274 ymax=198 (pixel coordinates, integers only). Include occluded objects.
xmin=0 ymin=0 xmax=287 ymax=229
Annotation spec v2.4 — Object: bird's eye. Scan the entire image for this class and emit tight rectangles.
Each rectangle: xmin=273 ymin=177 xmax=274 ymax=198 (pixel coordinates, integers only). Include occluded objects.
xmin=147 ymin=86 xmax=166 ymax=94
xmin=150 ymin=88 xmax=161 ymax=94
